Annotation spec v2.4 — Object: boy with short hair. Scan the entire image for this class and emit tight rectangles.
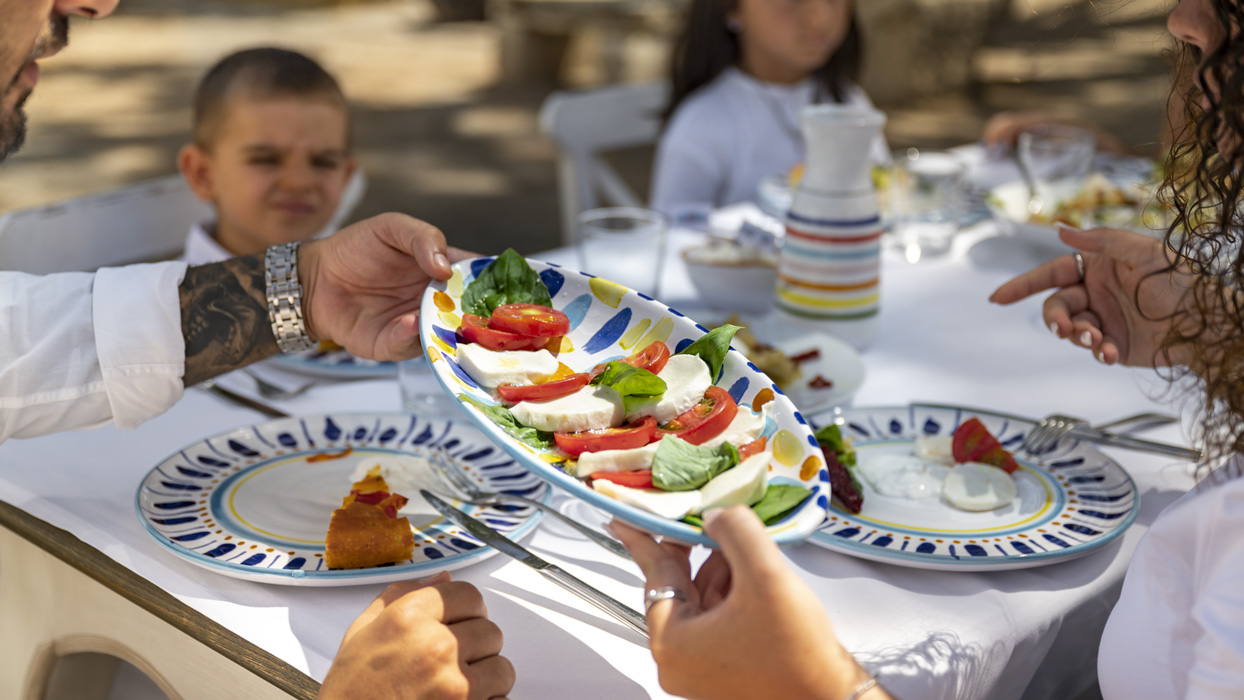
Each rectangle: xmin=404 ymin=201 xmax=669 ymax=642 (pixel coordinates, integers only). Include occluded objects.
xmin=178 ymin=47 xmax=359 ymax=263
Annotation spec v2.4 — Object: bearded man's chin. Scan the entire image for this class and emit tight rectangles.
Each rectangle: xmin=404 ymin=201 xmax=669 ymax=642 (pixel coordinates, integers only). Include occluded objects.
xmin=0 ymin=109 xmax=28 ymax=164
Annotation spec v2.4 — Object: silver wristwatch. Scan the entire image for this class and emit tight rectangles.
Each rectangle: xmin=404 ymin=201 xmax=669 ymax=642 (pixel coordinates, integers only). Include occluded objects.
xmin=265 ymin=242 xmax=316 ymax=354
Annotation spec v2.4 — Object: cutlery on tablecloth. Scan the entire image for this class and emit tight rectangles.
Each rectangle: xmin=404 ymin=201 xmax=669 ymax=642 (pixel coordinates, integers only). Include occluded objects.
xmin=1022 ymin=412 xmax=1199 ymax=462
xmin=200 ymin=381 xmax=291 ymax=418
xmin=420 ymin=490 xmax=649 ymax=638
xmin=426 ymin=448 xmax=633 ymax=560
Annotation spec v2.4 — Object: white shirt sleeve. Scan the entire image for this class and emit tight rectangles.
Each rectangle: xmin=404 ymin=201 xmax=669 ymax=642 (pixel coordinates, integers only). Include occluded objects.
xmin=0 ymin=261 xmax=188 ymax=442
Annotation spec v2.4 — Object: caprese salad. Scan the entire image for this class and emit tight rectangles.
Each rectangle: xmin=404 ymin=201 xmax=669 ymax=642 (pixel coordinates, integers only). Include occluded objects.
xmin=449 ymin=249 xmax=813 ymax=526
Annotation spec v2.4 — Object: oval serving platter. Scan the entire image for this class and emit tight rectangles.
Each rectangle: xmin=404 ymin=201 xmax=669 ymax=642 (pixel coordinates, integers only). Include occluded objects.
xmin=136 ymin=413 xmax=547 ymax=586
xmin=808 ymin=403 xmax=1139 ymax=572
xmin=419 ymin=256 xmax=830 ymax=547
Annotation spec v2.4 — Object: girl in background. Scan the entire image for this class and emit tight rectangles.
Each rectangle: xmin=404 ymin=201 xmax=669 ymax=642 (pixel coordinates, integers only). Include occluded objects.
xmin=650 ymin=0 xmax=886 ymax=222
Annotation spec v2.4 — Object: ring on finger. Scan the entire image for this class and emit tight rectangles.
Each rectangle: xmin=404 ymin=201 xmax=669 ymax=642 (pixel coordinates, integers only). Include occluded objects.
xmin=645 ymin=586 xmax=688 ymax=612
xmin=1072 ymin=251 xmax=1086 ymax=283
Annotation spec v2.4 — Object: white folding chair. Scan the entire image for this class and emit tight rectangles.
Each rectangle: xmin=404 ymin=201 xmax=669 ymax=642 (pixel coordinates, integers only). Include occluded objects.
xmin=0 ymin=175 xmax=211 ymax=274
xmin=0 ymin=170 xmax=367 ymax=274
xmin=538 ymin=81 xmax=668 ymax=244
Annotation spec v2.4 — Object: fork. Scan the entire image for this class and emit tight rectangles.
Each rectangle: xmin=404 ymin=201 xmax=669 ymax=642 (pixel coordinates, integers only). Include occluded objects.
xmin=242 ymin=368 xmax=317 ymax=400
xmin=426 ymin=449 xmax=633 ymax=560
xmin=1018 ymin=414 xmax=1086 ymax=456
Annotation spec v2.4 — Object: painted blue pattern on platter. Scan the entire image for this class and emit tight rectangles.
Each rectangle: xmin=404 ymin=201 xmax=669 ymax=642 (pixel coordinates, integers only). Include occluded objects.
xmin=806 ymin=403 xmax=1140 ymax=572
xmin=137 ymin=413 xmax=548 ymax=587
xmin=418 ymin=255 xmax=829 ymax=549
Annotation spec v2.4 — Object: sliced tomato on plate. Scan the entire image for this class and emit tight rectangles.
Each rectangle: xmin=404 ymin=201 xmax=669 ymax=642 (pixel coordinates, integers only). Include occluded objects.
xmin=588 ymin=470 xmax=654 ymax=489
xmin=497 ymin=373 xmax=590 ymax=403
xmin=459 ymin=314 xmax=551 ymax=352
xmin=554 ymin=416 xmax=658 ymax=457
xmin=489 ymin=303 xmax=570 ymax=338
xmin=951 ymin=417 xmax=1019 ymax=474
xmin=657 ymin=386 xmax=738 ymax=445
xmin=590 ymin=341 xmax=671 ymax=378
xmin=738 ymin=435 xmax=768 ymax=460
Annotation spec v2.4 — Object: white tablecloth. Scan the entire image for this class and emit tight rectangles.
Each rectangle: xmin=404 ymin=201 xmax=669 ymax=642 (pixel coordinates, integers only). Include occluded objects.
xmin=0 ymin=220 xmax=1197 ymax=700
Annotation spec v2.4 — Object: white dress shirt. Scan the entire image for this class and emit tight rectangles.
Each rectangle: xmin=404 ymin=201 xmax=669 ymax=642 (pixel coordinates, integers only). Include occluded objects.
xmin=1098 ymin=466 xmax=1244 ymax=698
xmin=649 ymin=67 xmax=888 ymax=221
xmin=0 ymin=262 xmax=188 ymax=443
xmin=178 ymin=220 xmax=233 ymax=265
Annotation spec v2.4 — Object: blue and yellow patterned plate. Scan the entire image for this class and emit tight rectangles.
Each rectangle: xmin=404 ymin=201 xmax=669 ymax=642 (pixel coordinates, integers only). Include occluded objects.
xmin=809 ymin=403 xmax=1139 ymax=571
xmin=419 ymin=256 xmax=830 ymax=547
xmin=136 ymin=413 xmax=546 ymax=586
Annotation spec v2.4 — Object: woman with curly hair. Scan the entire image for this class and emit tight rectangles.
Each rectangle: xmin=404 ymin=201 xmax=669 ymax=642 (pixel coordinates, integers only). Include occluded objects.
xmin=612 ymin=2 xmax=1243 ymax=699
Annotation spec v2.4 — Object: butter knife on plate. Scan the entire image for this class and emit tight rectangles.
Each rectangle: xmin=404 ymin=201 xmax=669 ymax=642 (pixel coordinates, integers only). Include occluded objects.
xmin=1066 ymin=424 xmax=1201 ymax=461
xmin=420 ymin=490 xmax=649 ymax=638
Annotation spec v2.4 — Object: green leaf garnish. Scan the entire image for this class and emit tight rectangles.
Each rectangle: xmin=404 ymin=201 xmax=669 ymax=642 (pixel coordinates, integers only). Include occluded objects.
xmin=461 ymin=248 xmax=553 ymax=317
xmin=458 ymin=394 xmax=555 ymax=450
xmin=589 ymin=361 xmax=667 ymax=414
xmin=677 ymin=324 xmax=741 ymax=382
xmin=751 ymin=484 xmax=813 ymax=524
xmin=652 ymin=436 xmax=739 ymax=491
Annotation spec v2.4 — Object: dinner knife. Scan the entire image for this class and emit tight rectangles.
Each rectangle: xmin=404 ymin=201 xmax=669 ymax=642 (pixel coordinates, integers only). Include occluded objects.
xmin=420 ymin=489 xmax=649 ymax=638
xmin=1067 ymin=424 xmax=1202 ymax=461
xmin=201 ymin=381 xmax=291 ymax=419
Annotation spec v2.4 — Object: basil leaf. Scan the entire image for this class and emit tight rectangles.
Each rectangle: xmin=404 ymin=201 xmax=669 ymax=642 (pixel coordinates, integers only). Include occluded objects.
xmin=590 ymin=361 xmax=667 ymax=414
xmin=652 ymin=437 xmax=739 ymax=491
xmin=461 ymin=248 xmax=553 ymax=317
xmin=751 ymin=484 xmax=813 ymax=524
xmin=677 ymin=324 xmax=741 ymax=382
xmin=813 ymin=423 xmax=856 ymax=468
xmin=458 ymin=394 xmax=555 ymax=450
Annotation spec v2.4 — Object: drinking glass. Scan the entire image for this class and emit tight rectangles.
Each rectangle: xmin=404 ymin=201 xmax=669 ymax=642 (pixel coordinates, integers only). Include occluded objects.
xmin=399 ymin=353 xmax=463 ymax=417
xmin=890 ymin=149 xmax=965 ymax=261
xmin=577 ymin=207 xmax=668 ymax=298
xmin=1016 ymin=125 xmax=1096 ymax=215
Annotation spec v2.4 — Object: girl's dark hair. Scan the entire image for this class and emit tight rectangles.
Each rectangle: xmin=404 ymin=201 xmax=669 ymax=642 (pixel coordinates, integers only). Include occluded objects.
xmin=1157 ymin=1 xmax=1244 ymax=468
xmin=662 ymin=0 xmax=862 ymax=122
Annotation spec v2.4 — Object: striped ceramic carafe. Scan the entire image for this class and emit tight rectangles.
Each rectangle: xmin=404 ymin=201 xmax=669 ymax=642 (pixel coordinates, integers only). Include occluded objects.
xmin=776 ymin=104 xmax=886 ymax=349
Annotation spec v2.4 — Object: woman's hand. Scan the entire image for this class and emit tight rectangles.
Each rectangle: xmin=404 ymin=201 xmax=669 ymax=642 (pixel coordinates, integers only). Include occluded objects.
xmin=318 ymin=573 xmax=514 ymax=700
xmin=990 ymin=226 xmax=1192 ymax=367
xmin=982 ymin=111 xmax=1132 ymax=155
xmin=610 ymin=506 xmax=886 ymax=700
xmin=298 ymin=213 xmax=475 ymax=361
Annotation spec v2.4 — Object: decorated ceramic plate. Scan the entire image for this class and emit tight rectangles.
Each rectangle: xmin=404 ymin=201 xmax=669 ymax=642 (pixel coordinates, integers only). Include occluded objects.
xmin=268 ymin=347 xmax=397 ymax=379
xmin=808 ymin=403 xmax=1139 ymax=571
xmin=136 ymin=413 xmax=547 ymax=586
xmin=418 ymin=255 xmax=830 ymax=547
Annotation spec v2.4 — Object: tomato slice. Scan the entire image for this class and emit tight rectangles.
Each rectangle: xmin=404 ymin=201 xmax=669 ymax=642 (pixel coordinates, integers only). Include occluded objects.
xmin=459 ymin=314 xmax=550 ymax=352
xmin=497 ymin=373 xmax=590 ymax=403
xmin=590 ymin=341 xmax=671 ymax=378
xmin=489 ymin=303 xmax=569 ymax=338
xmin=657 ymin=386 xmax=738 ymax=445
xmin=951 ymin=418 xmax=1018 ymax=474
xmin=554 ymin=417 xmax=658 ymax=457
xmin=589 ymin=470 xmax=654 ymax=489
xmin=737 ymin=435 xmax=768 ymax=460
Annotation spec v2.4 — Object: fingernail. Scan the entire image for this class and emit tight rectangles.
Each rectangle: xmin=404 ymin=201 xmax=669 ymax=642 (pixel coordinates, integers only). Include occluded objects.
xmin=701 ymin=508 xmax=725 ymax=529
xmin=1080 ymin=331 xmax=1092 ymax=346
xmin=1095 ymin=350 xmax=1106 ymax=364
xmin=1056 ymin=223 xmax=1084 ymax=232
xmin=434 ymin=253 xmax=449 ymax=269
xmin=1049 ymin=322 xmax=1060 ymax=338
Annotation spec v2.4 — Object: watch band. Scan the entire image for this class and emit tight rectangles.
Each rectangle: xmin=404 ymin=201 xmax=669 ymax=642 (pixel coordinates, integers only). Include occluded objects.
xmin=265 ymin=242 xmax=316 ymax=354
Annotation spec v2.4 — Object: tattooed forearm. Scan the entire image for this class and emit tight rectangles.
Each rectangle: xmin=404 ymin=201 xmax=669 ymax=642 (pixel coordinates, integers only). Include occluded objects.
xmin=179 ymin=254 xmax=278 ymax=386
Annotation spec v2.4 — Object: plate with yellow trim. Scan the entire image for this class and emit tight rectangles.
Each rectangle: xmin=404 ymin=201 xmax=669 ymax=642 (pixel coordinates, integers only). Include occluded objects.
xmin=135 ymin=413 xmax=547 ymax=586
xmin=419 ymin=255 xmax=830 ymax=547
xmin=808 ymin=404 xmax=1139 ymax=571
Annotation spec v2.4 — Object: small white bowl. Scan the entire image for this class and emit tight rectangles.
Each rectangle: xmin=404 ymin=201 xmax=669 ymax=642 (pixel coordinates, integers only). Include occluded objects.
xmin=682 ymin=245 xmax=778 ymax=314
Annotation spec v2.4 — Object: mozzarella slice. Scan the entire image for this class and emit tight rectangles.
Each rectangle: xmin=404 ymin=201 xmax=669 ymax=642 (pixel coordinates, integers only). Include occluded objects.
xmin=942 ymin=462 xmax=1017 ymax=511
xmin=914 ymin=435 xmax=955 ymax=466
xmin=700 ymin=405 xmax=767 ymax=449
xmin=456 ymin=344 xmax=559 ymax=387
xmin=510 ymin=385 xmax=624 ymax=433
xmin=575 ymin=441 xmax=661 ymax=477
xmin=693 ymin=452 xmax=771 ymax=514
xmin=593 ymin=480 xmax=701 ymax=520
xmin=624 ymin=354 xmax=712 ymax=424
